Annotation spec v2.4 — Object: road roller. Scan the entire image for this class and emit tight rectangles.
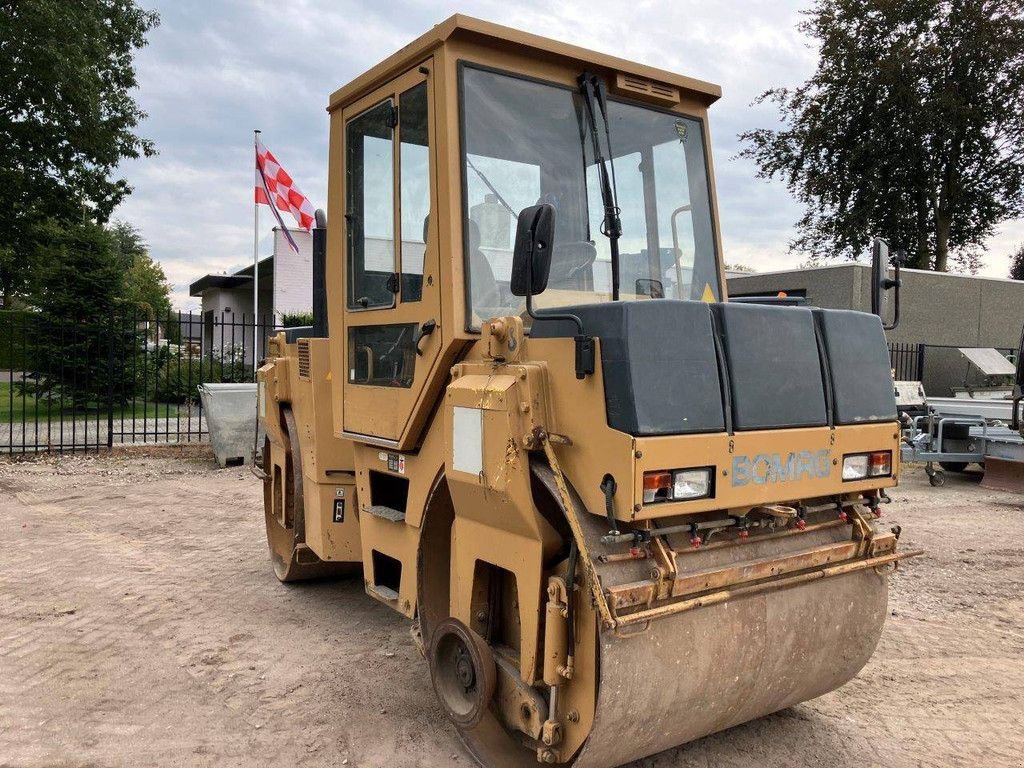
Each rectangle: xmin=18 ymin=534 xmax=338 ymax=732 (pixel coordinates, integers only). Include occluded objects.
xmin=258 ymin=15 xmax=917 ymax=766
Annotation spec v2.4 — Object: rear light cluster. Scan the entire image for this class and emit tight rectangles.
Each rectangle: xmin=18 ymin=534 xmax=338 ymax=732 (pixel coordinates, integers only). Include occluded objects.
xmin=842 ymin=450 xmax=892 ymax=481
xmin=643 ymin=467 xmax=713 ymax=504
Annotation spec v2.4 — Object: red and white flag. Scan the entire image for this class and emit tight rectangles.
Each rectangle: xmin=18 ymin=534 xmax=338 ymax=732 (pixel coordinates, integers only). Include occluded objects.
xmin=255 ymin=137 xmax=315 ymax=252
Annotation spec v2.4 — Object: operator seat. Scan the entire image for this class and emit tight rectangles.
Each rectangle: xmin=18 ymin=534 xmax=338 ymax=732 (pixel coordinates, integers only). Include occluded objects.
xmin=467 ymin=218 xmax=501 ymax=310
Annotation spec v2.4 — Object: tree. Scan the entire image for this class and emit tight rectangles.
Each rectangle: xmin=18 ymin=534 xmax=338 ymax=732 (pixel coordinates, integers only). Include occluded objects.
xmin=31 ymin=220 xmax=124 ymax=322
xmin=109 ymin=220 xmax=150 ymax=273
xmin=124 ymin=255 xmax=173 ymax=318
xmin=739 ymin=0 xmax=1024 ymax=272
xmin=723 ymin=263 xmax=757 ymax=273
xmin=0 ymin=0 xmax=159 ymax=307
xmin=28 ymin=218 xmax=141 ymax=406
xmin=112 ymin=221 xmax=172 ymax=318
xmin=1010 ymin=244 xmax=1024 ymax=280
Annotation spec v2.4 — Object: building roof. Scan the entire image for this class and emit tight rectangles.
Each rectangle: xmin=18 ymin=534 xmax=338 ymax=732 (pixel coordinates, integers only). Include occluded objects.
xmin=189 ymin=256 xmax=274 ymax=297
xmin=328 ymin=14 xmax=722 ymax=112
xmin=189 ymin=274 xmax=252 ymax=296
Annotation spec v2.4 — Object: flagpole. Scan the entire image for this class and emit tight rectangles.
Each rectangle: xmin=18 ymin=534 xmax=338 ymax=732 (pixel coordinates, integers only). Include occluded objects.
xmin=253 ymin=129 xmax=261 ymax=377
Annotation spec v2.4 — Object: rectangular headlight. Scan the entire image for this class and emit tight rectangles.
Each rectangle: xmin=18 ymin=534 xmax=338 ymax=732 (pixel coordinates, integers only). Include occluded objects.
xmin=842 ymin=451 xmax=892 ymax=481
xmin=643 ymin=467 xmax=714 ymax=503
xmin=673 ymin=468 xmax=712 ymax=500
xmin=842 ymin=454 xmax=868 ymax=480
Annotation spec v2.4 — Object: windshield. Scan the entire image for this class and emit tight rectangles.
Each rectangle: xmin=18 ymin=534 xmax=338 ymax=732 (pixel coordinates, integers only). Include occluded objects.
xmin=460 ymin=66 xmax=721 ymax=329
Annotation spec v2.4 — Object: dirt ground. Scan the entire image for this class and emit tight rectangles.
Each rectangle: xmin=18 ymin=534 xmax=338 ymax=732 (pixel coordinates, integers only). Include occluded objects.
xmin=1 ymin=454 xmax=1022 ymax=768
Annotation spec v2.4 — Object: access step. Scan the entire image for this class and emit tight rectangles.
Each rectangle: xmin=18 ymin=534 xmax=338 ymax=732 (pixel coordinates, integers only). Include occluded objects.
xmin=365 ymin=505 xmax=406 ymax=522
xmin=367 ymin=584 xmax=399 ymax=602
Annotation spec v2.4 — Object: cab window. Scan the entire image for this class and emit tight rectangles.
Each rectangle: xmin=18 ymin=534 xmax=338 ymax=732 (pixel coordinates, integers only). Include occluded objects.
xmin=346 ymin=99 xmax=396 ymax=309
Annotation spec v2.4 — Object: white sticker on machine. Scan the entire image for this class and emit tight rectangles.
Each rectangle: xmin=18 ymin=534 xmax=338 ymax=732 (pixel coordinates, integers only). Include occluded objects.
xmin=452 ymin=406 xmax=483 ymax=476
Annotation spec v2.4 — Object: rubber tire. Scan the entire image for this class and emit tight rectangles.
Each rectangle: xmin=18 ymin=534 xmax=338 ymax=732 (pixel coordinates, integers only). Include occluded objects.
xmin=929 ymin=470 xmax=946 ymax=487
xmin=429 ymin=618 xmax=497 ymax=729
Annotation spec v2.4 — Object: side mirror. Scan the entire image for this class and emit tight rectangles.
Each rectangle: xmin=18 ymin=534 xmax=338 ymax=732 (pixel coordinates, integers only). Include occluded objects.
xmin=510 ymin=204 xmax=555 ymax=297
xmin=870 ymin=237 xmax=902 ymax=331
xmin=635 ymin=278 xmax=664 ymax=299
xmin=511 ymin=203 xmax=594 ymax=380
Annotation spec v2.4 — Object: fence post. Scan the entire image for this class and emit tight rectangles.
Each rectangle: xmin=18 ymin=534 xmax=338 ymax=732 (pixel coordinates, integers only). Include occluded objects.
xmin=916 ymin=344 xmax=926 ymax=382
xmin=106 ymin=311 xmax=115 ymax=449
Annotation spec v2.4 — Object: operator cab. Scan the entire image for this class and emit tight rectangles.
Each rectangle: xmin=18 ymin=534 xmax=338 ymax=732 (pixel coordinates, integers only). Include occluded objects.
xmin=327 ymin=15 xmax=726 ymax=449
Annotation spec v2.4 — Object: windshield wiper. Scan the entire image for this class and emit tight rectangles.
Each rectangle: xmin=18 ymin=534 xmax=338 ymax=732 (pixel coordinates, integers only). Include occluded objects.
xmin=578 ymin=71 xmax=622 ymax=300
xmin=465 ymin=156 xmax=518 ymax=217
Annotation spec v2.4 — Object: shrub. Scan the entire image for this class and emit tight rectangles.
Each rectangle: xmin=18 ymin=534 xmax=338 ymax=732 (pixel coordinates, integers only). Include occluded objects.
xmin=155 ymin=356 xmax=221 ymax=404
xmin=280 ymin=311 xmax=314 ymax=328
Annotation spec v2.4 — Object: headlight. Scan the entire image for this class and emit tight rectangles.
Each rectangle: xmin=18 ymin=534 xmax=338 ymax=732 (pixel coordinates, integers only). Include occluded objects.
xmin=643 ymin=467 xmax=713 ymax=503
xmin=842 ymin=451 xmax=892 ymax=481
xmin=673 ymin=469 xmax=712 ymax=500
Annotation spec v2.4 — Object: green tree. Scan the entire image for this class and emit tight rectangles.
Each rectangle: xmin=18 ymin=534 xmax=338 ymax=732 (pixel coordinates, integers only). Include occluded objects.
xmin=1010 ymin=244 xmax=1024 ymax=280
xmin=0 ymin=0 xmax=159 ymax=307
xmin=112 ymin=221 xmax=172 ymax=318
xmin=28 ymin=219 xmax=141 ymax=406
xmin=109 ymin=220 xmax=149 ymax=272
xmin=739 ymin=0 xmax=1024 ymax=272
xmin=32 ymin=220 xmax=124 ymax=321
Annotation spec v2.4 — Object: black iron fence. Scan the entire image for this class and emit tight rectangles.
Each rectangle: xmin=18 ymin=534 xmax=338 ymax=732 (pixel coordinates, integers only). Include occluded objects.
xmin=888 ymin=341 xmax=1017 ymax=396
xmin=889 ymin=342 xmax=925 ymax=381
xmin=1 ymin=309 xmax=276 ymax=455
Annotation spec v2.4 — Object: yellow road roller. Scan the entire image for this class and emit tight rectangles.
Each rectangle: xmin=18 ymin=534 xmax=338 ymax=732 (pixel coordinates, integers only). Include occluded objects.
xmin=258 ymin=15 xmax=917 ymax=766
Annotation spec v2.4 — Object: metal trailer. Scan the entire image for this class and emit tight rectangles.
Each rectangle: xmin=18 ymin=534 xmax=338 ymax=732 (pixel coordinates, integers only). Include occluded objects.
xmin=902 ymin=330 xmax=1024 ymax=490
xmin=901 ymin=411 xmax=990 ymax=487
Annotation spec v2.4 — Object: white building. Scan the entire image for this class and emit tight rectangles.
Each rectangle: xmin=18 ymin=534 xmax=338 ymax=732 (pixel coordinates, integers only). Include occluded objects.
xmin=188 ymin=227 xmax=313 ymax=364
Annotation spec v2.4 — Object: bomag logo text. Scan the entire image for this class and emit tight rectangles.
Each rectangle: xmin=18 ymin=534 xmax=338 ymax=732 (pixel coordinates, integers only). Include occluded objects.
xmin=731 ymin=450 xmax=831 ymax=487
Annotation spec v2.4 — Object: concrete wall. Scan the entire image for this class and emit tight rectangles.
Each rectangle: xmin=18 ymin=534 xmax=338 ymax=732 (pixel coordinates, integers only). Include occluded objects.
xmin=727 ymin=264 xmax=866 ymax=313
xmin=727 ymin=265 xmax=1024 ymax=397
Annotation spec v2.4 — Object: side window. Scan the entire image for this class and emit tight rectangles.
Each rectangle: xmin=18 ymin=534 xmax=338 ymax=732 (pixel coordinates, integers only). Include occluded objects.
xmin=346 ymin=100 xmax=396 ymax=309
xmin=399 ymin=82 xmax=430 ymax=302
xmin=348 ymin=324 xmax=418 ymax=388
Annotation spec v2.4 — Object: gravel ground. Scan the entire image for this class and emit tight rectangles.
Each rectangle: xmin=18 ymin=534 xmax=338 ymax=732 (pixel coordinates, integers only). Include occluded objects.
xmin=1 ymin=455 xmax=1022 ymax=767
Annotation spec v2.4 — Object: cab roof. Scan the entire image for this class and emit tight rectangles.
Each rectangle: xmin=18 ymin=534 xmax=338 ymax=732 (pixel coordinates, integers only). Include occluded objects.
xmin=327 ymin=14 xmax=722 ymax=112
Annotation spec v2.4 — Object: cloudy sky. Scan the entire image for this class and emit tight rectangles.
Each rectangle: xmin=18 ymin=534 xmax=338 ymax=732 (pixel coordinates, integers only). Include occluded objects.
xmin=113 ymin=0 xmax=1024 ymax=310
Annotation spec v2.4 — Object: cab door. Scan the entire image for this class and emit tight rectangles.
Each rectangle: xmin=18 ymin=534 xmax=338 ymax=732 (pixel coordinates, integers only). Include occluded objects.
xmin=341 ymin=63 xmax=441 ymax=446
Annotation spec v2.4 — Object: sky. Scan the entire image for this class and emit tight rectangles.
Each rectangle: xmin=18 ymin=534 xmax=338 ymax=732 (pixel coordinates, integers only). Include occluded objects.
xmin=113 ymin=0 xmax=1024 ymax=311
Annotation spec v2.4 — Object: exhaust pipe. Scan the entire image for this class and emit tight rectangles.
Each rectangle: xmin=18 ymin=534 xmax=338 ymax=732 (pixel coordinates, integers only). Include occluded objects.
xmin=312 ymin=209 xmax=328 ymax=338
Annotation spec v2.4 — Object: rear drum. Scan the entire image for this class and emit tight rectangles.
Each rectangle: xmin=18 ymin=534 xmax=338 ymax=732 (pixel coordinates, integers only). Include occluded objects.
xmin=263 ymin=407 xmax=352 ymax=582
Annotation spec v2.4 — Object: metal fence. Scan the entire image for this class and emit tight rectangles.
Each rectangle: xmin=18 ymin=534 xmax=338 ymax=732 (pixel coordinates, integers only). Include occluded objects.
xmin=889 ymin=342 xmax=925 ymax=381
xmin=888 ymin=341 xmax=1017 ymax=395
xmin=1 ymin=309 xmax=275 ymax=455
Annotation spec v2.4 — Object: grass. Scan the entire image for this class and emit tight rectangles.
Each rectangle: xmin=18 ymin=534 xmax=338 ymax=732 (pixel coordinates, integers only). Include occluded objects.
xmin=0 ymin=382 xmax=179 ymax=424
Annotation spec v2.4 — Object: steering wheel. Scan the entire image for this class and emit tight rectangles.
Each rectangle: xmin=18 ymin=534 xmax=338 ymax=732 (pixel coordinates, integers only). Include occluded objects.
xmin=547 ymin=241 xmax=597 ymax=285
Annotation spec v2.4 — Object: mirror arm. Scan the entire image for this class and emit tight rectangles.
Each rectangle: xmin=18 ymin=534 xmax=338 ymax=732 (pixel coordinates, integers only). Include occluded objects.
xmin=882 ymin=255 xmax=902 ymax=331
xmin=523 ymin=234 xmax=595 ymax=380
